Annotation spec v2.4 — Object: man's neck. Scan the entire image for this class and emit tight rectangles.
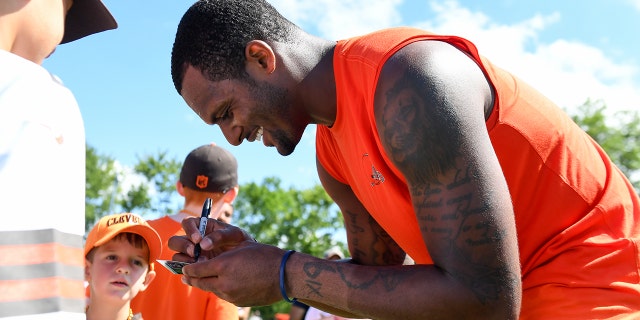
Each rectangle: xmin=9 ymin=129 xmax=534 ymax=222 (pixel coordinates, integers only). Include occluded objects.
xmin=286 ymin=31 xmax=337 ymax=126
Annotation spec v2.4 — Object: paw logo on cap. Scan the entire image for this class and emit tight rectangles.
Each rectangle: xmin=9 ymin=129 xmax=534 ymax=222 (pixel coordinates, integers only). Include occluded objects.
xmin=195 ymin=175 xmax=209 ymax=189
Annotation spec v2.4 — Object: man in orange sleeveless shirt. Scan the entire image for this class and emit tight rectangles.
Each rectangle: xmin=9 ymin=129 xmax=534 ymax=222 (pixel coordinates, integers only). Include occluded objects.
xmin=166 ymin=0 xmax=640 ymax=319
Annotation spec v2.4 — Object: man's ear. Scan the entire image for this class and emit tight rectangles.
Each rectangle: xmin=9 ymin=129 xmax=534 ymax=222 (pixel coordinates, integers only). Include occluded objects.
xmin=245 ymin=40 xmax=276 ymax=75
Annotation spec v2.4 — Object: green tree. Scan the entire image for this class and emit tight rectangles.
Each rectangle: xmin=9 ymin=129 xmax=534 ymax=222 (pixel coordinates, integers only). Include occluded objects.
xmin=119 ymin=183 xmax=153 ymax=213
xmin=85 ymin=145 xmax=118 ymax=230
xmin=132 ymin=151 xmax=182 ymax=215
xmin=233 ymin=177 xmax=345 ymax=319
xmin=85 ymin=148 xmax=182 ymax=230
xmin=569 ymin=99 xmax=640 ymax=191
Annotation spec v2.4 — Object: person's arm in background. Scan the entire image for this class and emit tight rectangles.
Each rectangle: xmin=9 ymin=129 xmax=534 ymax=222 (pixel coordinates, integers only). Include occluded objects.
xmin=289 ymin=300 xmax=310 ymax=320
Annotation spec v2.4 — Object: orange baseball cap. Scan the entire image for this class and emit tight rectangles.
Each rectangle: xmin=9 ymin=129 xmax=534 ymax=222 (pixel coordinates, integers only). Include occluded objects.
xmin=84 ymin=213 xmax=162 ymax=265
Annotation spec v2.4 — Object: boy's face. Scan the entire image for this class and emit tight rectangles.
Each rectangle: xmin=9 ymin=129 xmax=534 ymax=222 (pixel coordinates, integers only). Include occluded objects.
xmin=85 ymin=236 xmax=156 ymax=303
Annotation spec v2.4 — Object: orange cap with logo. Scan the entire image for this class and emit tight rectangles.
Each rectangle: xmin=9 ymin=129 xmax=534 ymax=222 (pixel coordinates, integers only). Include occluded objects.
xmin=84 ymin=213 xmax=162 ymax=268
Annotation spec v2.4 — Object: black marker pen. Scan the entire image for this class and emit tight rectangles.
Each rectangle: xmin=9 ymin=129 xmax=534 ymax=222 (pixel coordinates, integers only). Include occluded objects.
xmin=193 ymin=197 xmax=211 ymax=262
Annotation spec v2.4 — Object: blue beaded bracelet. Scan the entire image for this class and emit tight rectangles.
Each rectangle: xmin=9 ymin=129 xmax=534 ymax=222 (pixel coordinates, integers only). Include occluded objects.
xmin=279 ymin=250 xmax=297 ymax=303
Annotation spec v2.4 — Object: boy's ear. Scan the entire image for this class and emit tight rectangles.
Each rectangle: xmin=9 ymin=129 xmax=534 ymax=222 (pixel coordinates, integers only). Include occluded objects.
xmin=223 ymin=186 xmax=238 ymax=204
xmin=140 ymin=269 xmax=157 ymax=291
xmin=210 ymin=187 xmax=238 ymax=220
xmin=176 ymin=181 xmax=185 ymax=197
xmin=84 ymin=259 xmax=92 ymax=281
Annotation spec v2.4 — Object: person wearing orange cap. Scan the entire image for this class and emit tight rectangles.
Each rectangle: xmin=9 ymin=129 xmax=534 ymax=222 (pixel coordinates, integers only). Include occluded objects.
xmin=131 ymin=143 xmax=240 ymax=320
xmin=84 ymin=212 xmax=162 ymax=320
xmin=0 ymin=1 xmax=117 ymax=319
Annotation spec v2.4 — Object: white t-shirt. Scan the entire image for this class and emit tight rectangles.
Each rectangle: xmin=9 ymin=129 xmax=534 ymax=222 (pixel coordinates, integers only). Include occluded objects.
xmin=0 ymin=50 xmax=86 ymax=319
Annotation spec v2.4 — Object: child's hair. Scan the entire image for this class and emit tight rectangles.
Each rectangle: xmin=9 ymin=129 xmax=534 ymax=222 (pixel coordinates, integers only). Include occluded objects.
xmin=85 ymin=232 xmax=150 ymax=262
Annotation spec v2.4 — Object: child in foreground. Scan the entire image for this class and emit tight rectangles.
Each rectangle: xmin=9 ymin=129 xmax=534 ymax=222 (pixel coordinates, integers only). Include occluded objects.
xmin=84 ymin=213 xmax=162 ymax=320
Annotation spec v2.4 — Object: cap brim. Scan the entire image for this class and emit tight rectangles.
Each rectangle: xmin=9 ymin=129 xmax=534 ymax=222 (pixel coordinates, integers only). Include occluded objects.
xmin=61 ymin=0 xmax=117 ymax=44
xmin=92 ymin=225 xmax=162 ymax=264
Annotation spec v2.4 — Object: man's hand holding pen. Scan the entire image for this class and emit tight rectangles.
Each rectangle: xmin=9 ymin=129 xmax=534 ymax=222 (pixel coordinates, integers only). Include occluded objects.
xmin=167 ymin=223 xmax=285 ymax=306
xmin=166 ymin=214 xmax=285 ymax=306
xmin=169 ymin=213 xmax=256 ymax=262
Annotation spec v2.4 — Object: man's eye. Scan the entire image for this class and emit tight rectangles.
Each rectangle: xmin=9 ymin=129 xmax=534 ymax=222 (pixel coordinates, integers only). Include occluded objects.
xmin=213 ymin=105 xmax=231 ymax=124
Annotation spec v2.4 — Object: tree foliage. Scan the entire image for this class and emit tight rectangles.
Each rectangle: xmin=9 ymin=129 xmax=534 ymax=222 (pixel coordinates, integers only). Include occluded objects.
xmin=569 ymin=99 xmax=640 ymax=191
xmin=235 ymin=177 xmax=343 ymax=251
xmin=133 ymin=151 xmax=182 ymax=215
xmin=85 ymin=145 xmax=118 ymax=229
xmin=85 ymin=147 xmax=182 ymax=230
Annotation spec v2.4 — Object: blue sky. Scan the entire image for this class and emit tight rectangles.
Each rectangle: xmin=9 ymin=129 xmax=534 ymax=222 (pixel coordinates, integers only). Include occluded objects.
xmin=44 ymin=0 xmax=640 ymax=191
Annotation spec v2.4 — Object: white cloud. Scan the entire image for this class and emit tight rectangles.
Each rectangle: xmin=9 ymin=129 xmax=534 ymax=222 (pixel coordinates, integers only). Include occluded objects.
xmin=412 ymin=1 xmax=640 ymax=113
xmin=112 ymin=161 xmax=153 ymax=197
xmin=629 ymin=0 xmax=640 ymax=11
xmin=273 ymin=0 xmax=403 ymax=40
xmin=277 ymin=0 xmax=639 ymax=113
xmin=525 ymin=40 xmax=638 ymax=113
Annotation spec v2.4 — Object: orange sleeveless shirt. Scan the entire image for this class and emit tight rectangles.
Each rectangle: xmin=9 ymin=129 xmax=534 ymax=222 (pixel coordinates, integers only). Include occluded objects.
xmin=316 ymin=27 xmax=640 ymax=318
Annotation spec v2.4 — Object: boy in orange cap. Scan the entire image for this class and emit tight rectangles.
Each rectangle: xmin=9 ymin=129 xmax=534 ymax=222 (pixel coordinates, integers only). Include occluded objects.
xmin=84 ymin=213 xmax=162 ymax=320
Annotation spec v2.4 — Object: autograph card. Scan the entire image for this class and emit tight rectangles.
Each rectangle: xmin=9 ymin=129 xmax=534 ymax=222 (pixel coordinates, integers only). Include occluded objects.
xmin=157 ymin=260 xmax=191 ymax=275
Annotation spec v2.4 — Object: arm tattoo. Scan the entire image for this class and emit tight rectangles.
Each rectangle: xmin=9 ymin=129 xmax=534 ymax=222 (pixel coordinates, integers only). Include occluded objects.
xmin=380 ymin=69 xmax=517 ymax=305
xmin=382 ymin=69 xmax=460 ymax=183
xmin=301 ymin=261 xmax=411 ymax=298
xmin=307 ymin=209 xmax=406 ymax=298
xmin=345 ymin=210 xmax=404 ymax=265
